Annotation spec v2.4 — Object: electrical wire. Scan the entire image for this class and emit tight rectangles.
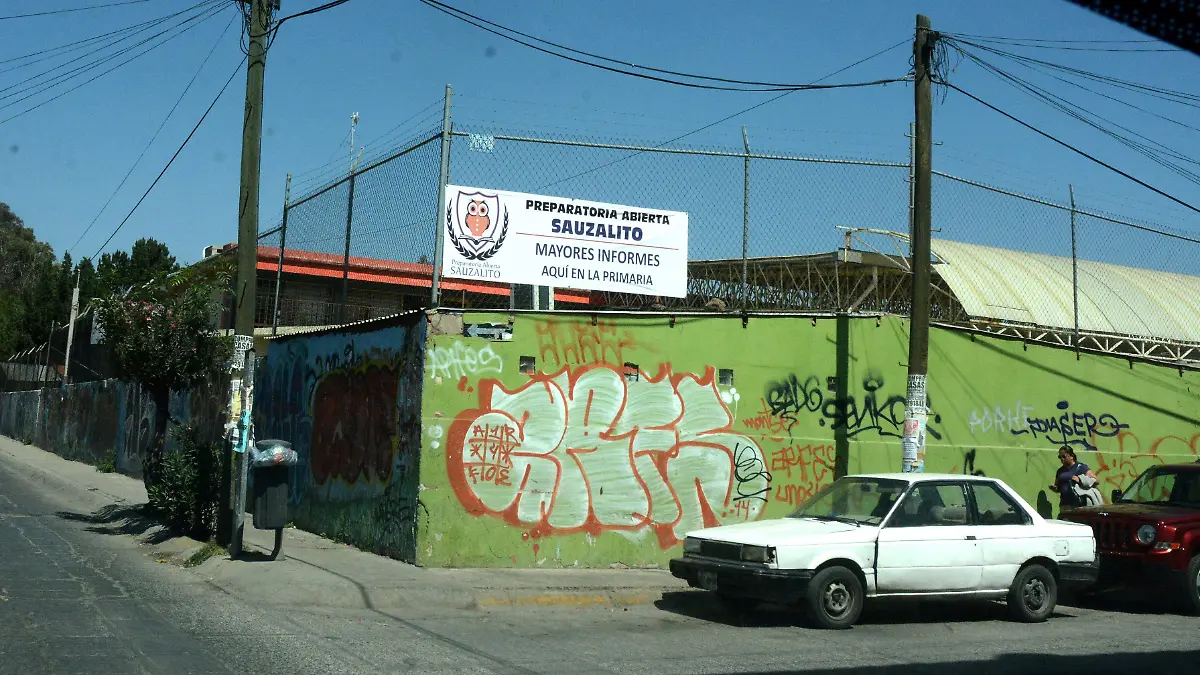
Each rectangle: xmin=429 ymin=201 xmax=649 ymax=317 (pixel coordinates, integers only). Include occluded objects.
xmin=0 ymin=1 xmax=215 ymax=73
xmin=940 ymin=32 xmax=1179 ymax=52
xmin=0 ymin=0 xmax=152 ymax=21
xmin=0 ymin=2 xmax=230 ymax=124
xmin=950 ymin=37 xmax=1200 ymax=106
xmin=90 ymin=56 xmax=247 ymax=260
xmin=69 ymin=12 xmax=237 ymax=257
xmin=944 ymin=82 xmax=1200 ymax=217
xmin=944 ymin=39 xmax=1200 ymax=187
xmin=0 ymin=1 xmax=220 ymax=91
xmin=535 ymin=38 xmax=910 ymax=190
xmin=419 ymin=0 xmax=905 ymax=93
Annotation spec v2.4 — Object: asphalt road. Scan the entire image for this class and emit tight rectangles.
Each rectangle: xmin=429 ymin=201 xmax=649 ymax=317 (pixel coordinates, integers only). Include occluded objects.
xmin=2 ymin=459 xmax=1199 ymax=675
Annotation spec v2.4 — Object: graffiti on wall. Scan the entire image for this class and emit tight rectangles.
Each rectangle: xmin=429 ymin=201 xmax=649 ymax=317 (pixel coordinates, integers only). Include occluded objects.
xmin=968 ymin=400 xmax=1034 ymax=436
xmin=427 ymin=341 xmax=503 ymax=381
xmin=254 ymin=317 xmax=427 ymax=563
xmin=447 ymin=364 xmax=769 ymax=548
xmin=764 ymin=372 xmax=942 ymax=440
xmin=1011 ymin=400 xmax=1129 ymax=451
xmin=768 ymin=443 xmax=836 ymax=507
xmin=535 ymin=319 xmax=640 ymax=369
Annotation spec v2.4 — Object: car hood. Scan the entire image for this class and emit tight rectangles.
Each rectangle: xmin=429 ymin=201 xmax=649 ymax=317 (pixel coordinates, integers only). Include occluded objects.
xmin=685 ymin=517 xmax=878 ymax=547
xmin=1064 ymin=501 xmax=1200 ymax=525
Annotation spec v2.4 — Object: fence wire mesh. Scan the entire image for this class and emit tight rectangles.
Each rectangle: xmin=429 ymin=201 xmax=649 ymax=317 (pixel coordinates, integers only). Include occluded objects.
xmin=263 ymin=105 xmax=1200 ymax=364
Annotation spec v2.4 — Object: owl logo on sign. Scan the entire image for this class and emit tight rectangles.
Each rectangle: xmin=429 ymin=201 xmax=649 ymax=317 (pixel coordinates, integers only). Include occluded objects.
xmin=447 ymin=190 xmax=507 ymax=260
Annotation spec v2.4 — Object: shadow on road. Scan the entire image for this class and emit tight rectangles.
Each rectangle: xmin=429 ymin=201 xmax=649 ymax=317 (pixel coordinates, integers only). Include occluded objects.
xmin=727 ymin=650 xmax=1200 ymax=675
xmin=656 ymin=590 xmax=1076 ymax=628
xmin=55 ymin=503 xmax=174 ymax=544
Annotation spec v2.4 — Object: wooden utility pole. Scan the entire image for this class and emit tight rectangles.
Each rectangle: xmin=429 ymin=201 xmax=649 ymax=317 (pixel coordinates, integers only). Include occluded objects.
xmin=902 ymin=14 xmax=934 ymax=473
xmin=221 ymin=0 xmax=274 ymax=552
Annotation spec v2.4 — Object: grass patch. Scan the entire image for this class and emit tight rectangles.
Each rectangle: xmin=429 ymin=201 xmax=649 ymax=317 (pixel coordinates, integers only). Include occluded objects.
xmin=95 ymin=450 xmax=117 ymax=474
xmin=184 ymin=540 xmax=226 ymax=568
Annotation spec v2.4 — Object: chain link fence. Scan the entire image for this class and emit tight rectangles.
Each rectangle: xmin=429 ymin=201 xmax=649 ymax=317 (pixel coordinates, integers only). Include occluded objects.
xmin=258 ymin=91 xmax=1199 ymax=363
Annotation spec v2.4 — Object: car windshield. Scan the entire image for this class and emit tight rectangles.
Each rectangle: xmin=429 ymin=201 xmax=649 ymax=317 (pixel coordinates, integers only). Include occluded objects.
xmin=788 ymin=477 xmax=909 ymax=526
xmin=1117 ymin=468 xmax=1200 ymax=507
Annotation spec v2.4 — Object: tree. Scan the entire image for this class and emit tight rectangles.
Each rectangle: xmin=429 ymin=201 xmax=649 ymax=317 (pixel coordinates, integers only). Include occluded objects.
xmin=98 ymin=237 xmax=178 ymax=296
xmin=96 ymin=273 xmax=232 ymax=489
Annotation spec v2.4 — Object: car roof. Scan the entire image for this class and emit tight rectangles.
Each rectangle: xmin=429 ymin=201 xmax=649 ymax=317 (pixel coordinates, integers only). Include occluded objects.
xmin=851 ymin=472 xmax=1000 ymax=484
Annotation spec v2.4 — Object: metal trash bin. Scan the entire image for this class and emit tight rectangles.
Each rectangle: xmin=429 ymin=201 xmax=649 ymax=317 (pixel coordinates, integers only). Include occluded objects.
xmin=250 ymin=440 xmax=297 ymax=531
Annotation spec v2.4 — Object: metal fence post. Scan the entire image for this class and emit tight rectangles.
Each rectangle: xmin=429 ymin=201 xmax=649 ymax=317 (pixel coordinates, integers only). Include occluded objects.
xmin=341 ymin=161 xmax=359 ymax=324
xmin=272 ymin=173 xmax=291 ymax=336
xmin=1069 ymin=184 xmax=1080 ymax=359
xmin=741 ymin=125 xmax=750 ymax=307
xmin=430 ymin=83 xmax=454 ymax=308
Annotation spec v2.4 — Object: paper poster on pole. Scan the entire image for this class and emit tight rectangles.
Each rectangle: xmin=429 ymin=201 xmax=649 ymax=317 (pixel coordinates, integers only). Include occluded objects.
xmin=440 ymin=185 xmax=688 ymax=298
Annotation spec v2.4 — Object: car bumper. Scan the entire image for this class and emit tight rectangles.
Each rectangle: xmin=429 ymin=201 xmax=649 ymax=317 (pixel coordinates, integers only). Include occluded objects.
xmin=1096 ymin=555 xmax=1188 ymax=589
xmin=1058 ymin=559 xmax=1101 ymax=589
xmin=669 ymin=555 xmax=814 ymax=603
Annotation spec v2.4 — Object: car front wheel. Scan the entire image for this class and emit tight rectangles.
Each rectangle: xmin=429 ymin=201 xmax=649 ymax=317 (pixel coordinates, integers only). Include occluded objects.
xmin=1008 ymin=563 xmax=1057 ymax=623
xmin=1185 ymin=555 xmax=1200 ymax=615
xmin=805 ymin=566 xmax=863 ymax=630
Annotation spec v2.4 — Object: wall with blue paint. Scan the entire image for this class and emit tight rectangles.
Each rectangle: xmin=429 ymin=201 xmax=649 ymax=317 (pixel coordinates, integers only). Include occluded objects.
xmin=0 ymin=379 xmax=225 ymax=477
xmin=254 ymin=312 xmax=427 ymax=563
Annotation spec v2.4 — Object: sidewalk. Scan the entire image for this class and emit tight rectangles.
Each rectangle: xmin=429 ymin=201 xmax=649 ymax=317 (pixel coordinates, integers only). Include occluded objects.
xmin=0 ymin=437 xmax=687 ymax=611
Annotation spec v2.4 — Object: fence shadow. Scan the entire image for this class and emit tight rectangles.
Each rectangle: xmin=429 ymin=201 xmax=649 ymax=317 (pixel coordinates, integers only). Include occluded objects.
xmin=656 ymin=590 xmax=1074 ymax=628
xmin=55 ymin=502 xmax=174 ymax=545
xmin=728 ymin=650 xmax=1200 ymax=675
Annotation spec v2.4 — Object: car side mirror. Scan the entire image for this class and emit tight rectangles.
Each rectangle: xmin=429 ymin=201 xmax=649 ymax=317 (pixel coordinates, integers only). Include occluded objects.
xmin=1111 ymin=489 xmax=1123 ymax=503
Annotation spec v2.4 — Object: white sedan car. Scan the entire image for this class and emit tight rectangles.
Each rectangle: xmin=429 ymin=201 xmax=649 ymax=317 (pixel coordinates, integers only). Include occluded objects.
xmin=670 ymin=473 xmax=1098 ymax=629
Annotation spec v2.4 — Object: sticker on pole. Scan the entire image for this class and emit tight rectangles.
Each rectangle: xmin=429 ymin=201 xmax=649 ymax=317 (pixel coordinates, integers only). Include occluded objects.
xmin=440 ymin=185 xmax=688 ymax=298
xmin=229 ymin=335 xmax=254 ymax=372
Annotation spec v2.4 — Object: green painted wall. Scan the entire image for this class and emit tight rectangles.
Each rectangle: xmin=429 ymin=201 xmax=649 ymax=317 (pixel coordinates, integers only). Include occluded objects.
xmin=416 ymin=312 xmax=1199 ymax=568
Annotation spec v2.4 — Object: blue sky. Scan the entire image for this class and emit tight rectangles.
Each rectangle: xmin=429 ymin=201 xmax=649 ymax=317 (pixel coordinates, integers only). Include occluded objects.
xmin=1 ymin=0 xmax=1198 ymax=270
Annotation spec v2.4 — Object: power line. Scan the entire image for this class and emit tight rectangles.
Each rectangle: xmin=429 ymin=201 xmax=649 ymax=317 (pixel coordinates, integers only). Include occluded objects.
xmin=941 ymin=32 xmax=1179 ymax=52
xmin=0 ymin=0 xmax=152 ymax=21
xmin=0 ymin=3 xmax=230 ymax=124
xmin=90 ymin=56 xmax=247 ymax=260
xmin=536 ymin=38 xmax=910 ymax=191
xmin=69 ymin=12 xmax=237 ymax=257
xmin=419 ymin=0 xmax=905 ymax=93
xmin=0 ymin=1 xmax=220 ymax=91
xmin=946 ymin=40 xmax=1200 ymax=185
xmin=944 ymin=82 xmax=1200 ymax=216
xmin=0 ymin=1 xmax=212 ymax=72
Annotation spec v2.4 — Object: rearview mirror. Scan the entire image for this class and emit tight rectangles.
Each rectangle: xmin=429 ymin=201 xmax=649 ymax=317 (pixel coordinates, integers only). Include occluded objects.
xmin=1111 ymin=489 xmax=1123 ymax=503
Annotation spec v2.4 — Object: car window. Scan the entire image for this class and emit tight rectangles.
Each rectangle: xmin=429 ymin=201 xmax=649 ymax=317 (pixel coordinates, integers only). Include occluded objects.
xmin=970 ymin=482 xmax=1029 ymax=525
xmin=887 ymin=483 xmax=970 ymax=528
xmin=1128 ymin=471 xmax=1176 ymax=503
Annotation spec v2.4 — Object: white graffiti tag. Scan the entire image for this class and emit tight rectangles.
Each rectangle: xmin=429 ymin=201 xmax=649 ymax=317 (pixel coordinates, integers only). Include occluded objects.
xmin=968 ymin=400 xmax=1034 ymax=436
xmin=428 ymin=342 xmax=504 ymax=381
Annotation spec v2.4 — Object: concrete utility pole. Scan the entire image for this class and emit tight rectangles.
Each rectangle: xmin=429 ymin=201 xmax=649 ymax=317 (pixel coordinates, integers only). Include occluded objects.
xmin=902 ymin=14 xmax=935 ymax=473
xmin=430 ymin=83 xmax=453 ymax=308
xmin=63 ymin=272 xmax=81 ymax=384
xmin=222 ymin=0 xmax=274 ymax=553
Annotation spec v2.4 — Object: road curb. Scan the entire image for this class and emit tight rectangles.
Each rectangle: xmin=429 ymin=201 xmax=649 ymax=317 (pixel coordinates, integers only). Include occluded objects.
xmin=474 ymin=590 xmax=666 ymax=608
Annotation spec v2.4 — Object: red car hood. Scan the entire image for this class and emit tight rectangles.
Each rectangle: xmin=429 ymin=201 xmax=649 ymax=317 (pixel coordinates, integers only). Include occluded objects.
xmin=1064 ymin=501 xmax=1200 ymax=525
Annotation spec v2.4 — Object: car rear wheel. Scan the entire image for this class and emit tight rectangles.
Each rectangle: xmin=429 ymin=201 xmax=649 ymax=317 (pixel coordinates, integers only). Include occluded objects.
xmin=1007 ymin=563 xmax=1057 ymax=623
xmin=1185 ymin=556 xmax=1200 ymax=615
xmin=805 ymin=566 xmax=863 ymax=630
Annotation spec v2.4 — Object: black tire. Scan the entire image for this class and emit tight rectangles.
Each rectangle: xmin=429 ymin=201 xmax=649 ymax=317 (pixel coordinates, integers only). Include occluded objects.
xmin=1185 ymin=556 xmax=1200 ymax=616
xmin=717 ymin=594 xmax=761 ymax=613
xmin=805 ymin=566 xmax=863 ymax=630
xmin=1007 ymin=564 xmax=1057 ymax=623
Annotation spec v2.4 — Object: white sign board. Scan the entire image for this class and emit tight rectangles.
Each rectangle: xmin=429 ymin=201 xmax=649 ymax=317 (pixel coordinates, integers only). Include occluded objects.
xmin=440 ymin=185 xmax=688 ymax=298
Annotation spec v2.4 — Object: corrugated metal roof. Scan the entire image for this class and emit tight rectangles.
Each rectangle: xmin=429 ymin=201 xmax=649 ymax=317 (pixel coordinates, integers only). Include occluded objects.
xmin=931 ymin=239 xmax=1200 ymax=344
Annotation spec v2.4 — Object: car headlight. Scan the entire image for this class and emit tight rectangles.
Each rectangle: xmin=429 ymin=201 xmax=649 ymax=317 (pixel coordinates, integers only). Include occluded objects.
xmin=683 ymin=537 xmax=702 ymax=554
xmin=741 ymin=545 xmax=776 ymax=563
xmin=1136 ymin=525 xmax=1157 ymax=545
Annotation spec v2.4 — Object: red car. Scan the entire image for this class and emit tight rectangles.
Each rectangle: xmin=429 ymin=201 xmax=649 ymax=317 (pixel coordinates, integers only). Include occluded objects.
xmin=1061 ymin=462 xmax=1200 ymax=613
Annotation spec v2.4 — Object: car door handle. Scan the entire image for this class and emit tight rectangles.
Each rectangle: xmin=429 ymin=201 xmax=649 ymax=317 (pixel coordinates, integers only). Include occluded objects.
xmin=965 ymin=535 xmax=977 ymax=540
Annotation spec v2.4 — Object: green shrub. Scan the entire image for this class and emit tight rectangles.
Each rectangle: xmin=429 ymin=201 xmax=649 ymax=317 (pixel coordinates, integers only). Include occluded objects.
xmin=146 ymin=426 xmax=222 ymax=539
xmin=95 ymin=450 xmax=117 ymax=473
